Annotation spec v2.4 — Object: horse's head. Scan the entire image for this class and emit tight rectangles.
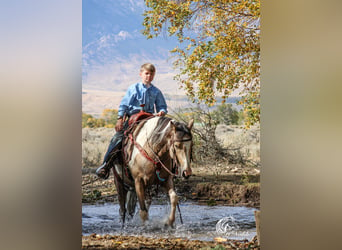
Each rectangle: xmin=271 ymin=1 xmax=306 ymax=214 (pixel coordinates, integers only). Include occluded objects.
xmin=169 ymin=119 xmax=194 ymax=179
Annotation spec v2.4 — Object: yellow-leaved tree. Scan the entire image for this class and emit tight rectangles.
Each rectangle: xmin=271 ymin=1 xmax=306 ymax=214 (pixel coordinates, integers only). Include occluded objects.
xmin=101 ymin=109 xmax=118 ymax=128
xmin=142 ymin=0 xmax=260 ymax=128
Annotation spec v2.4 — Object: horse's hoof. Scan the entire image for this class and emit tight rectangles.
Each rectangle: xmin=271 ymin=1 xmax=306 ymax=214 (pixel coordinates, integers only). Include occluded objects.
xmin=139 ymin=210 xmax=148 ymax=221
xmin=127 ymin=214 xmax=134 ymax=221
xmin=164 ymin=221 xmax=174 ymax=229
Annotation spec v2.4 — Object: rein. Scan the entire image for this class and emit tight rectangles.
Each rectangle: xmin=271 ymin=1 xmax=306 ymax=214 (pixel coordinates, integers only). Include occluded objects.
xmin=172 ymin=138 xmax=192 ymax=142
xmin=128 ymin=133 xmax=158 ymax=165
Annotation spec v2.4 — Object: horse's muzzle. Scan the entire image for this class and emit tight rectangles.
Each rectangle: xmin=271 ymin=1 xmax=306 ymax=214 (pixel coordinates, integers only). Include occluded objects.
xmin=182 ymin=169 xmax=192 ymax=179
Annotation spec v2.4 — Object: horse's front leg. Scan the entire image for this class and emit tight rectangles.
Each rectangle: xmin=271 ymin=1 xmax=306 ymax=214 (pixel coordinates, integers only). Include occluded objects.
xmin=165 ymin=177 xmax=178 ymax=227
xmin=134 ymin=178 xmax=148 ymax=223
xmin=145 ymin=188 xmax=152 ymax=211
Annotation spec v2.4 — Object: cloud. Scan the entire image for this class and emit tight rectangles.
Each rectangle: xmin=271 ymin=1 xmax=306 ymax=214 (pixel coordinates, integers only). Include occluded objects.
xmin=92 ymin=0 xmax=144 ymax=16
xmin=82 ymin=30 xmax=138 ymax=76
xmin=84 ymin=30 xmax=134 ymax=50
xmin=114 ymin=30 xmax=133 ymax=42
xmin=82 ymin=51 xmax=182 ymax=94
xmin=126 ymin=0 xmax=145 ymax=12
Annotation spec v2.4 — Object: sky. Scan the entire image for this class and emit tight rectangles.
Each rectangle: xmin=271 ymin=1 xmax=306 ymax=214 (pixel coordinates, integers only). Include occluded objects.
xmin=82 ymin=0 xmax=181 ymax=93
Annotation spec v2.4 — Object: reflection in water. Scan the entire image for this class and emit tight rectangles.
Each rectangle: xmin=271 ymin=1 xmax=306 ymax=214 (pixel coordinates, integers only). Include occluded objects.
xmin=82 ymin=202 xmax=257 ymax=241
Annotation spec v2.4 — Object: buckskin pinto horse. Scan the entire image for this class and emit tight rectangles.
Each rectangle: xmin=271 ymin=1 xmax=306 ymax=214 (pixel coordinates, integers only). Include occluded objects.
xmin=109 ymin=113 xmax=193 ymax=228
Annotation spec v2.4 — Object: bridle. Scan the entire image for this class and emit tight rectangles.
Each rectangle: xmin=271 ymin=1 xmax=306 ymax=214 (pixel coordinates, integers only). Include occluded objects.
xmin=169 ymin=133 xmax=193 ymax=173
xmin=171 ymin=137 xmax=192 ymax=143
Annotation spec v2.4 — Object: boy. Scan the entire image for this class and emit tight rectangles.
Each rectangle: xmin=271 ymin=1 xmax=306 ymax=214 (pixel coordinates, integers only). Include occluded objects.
xmin=96 ymin=63 xmax=168 ymax=179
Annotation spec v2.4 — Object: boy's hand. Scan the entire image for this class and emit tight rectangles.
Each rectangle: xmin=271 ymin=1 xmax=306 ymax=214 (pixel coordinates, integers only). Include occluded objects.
xmin=156 ymin=111 xmax=165 ymax=116
xmin=115 ymin=118 xmax=123 ymax=132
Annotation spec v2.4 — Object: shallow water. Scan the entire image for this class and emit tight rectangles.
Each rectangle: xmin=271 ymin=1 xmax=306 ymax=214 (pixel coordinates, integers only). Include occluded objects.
xmin=82 ymin=202 xmax=257 ymax=241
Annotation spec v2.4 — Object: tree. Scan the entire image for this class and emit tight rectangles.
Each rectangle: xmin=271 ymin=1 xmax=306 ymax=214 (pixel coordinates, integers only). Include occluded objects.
xmin=211 ymin=103 xmax=241 ymax=125
xmin=95 ymin=118 xmax=106 ymax=128
xmin=82 ymin=112 xmax=94 ymax=128
xmin=142 ymin=0 xmax=260 ymax=128
xmin=171 ymin=105 xmax=224 ymax=162
xmin=101 ymin=109 xmax=118 ymax=128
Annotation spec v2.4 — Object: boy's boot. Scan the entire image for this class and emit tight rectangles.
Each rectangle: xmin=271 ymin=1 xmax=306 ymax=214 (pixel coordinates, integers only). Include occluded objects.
xmin=96 ymin=131 xmax=123 ymax=179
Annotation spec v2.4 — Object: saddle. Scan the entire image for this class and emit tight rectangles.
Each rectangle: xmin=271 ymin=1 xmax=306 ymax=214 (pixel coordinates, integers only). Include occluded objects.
xmin=128 ymin=111 xmax=154 ymax=126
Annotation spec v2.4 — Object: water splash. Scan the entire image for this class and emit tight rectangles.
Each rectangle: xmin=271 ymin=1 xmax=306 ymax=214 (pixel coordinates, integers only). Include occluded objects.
xmin=82 ymin=202 xmax=257 ymax=241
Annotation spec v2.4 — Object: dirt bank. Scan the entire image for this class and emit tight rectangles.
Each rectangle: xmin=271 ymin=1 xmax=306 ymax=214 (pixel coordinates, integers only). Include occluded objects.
xmin=82 ymin=164 xmax=260 ymax=207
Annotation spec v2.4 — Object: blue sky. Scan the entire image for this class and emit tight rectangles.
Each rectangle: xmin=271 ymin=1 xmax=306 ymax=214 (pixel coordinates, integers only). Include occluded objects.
xmin=82 ymin=0 xmax=180 ymax=93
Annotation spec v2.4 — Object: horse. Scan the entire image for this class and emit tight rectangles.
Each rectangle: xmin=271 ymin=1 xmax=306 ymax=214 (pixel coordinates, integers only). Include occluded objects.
xmin=109 ymin=115 xmax=194 ymax=228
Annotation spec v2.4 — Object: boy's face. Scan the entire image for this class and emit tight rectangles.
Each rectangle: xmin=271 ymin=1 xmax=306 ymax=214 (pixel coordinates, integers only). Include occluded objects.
xmin=139 ymin=70 xmax=155 ymax=84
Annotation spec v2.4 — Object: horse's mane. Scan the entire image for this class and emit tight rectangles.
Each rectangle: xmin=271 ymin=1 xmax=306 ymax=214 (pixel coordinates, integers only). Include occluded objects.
xmin=149 ymin=116 xmax=173 ymax=146
xmin=146 ymin=116 xmax=192 ymax=154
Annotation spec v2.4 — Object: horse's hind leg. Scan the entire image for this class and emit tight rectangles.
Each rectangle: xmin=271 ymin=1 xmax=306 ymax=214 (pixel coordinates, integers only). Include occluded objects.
xmin=134 ymin=178 xmax=148 ymax=222
xmin=113 ymin=169 xmax=127 ymax=227
xmin=118 ymin=189 xmax=128 ymax=227
xmin=126 ymin=190 xmax=137 ymax=219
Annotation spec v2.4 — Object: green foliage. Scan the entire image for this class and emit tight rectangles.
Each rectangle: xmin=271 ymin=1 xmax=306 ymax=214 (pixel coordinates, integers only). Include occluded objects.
xmin=240 ymin=171 xmax=250 ymax=185
xmin=82 ymin=112 xmax=97 ymax=128
xmin=211 ymin=103 xmax=241 ymax=125
xmin=142 ymin=0 xmax=260 ymax=128
xmin=92 ymin=189 xmax=102 ymax=199
xmin=207 ymin=198 xmax=217 ymax=206
xmin=102 ymin=109 xmax=118 ymax=128
xmin=83 ymin=189 xmax=102 ymax=201
xmin=208 ymin=245 xmax=226 ymax=250
xmin=238 ymin=89 xmax=260 ymax=128
xmin=95 ymin=118 xmax=106 ymax=127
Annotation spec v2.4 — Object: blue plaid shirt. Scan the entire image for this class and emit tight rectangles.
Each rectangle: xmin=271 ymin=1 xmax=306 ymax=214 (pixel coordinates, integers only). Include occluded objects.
xmin=118 ymin=82 xmax=168 ymax=117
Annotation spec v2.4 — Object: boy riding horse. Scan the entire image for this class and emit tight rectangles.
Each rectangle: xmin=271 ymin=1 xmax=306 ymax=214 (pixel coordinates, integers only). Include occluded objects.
xmin=96 ymin=63 xmax=168 ymax=179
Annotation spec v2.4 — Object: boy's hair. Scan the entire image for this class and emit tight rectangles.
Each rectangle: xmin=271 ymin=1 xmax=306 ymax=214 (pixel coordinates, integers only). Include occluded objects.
xmin=140 ymin=63 xmax=156 ymax=73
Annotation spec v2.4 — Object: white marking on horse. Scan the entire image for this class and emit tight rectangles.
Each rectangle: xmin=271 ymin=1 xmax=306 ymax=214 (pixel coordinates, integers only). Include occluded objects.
xmin=135 ymin=117 xmax=162 ymax=146
xmin=127 ymin=117 xmax=163 ymax=170
xmin=176 ymin=140 xmax=192 ymax=176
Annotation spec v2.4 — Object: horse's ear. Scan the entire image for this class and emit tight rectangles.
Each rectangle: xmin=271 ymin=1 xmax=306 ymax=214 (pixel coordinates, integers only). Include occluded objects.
xmin=187 ymin=119 xmax=194 ymax=130
xmin=170 ymin=120 xmax=177 ymax=131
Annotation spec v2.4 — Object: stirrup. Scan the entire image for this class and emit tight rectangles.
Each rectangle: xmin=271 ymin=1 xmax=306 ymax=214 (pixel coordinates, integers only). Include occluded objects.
xmin=96 ymin=162 xmax=110 ymax=180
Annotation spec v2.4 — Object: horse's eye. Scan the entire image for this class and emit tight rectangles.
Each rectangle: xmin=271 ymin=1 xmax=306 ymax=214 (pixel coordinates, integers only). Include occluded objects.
xmin=175 ymin=144 xmax=181 ymax=149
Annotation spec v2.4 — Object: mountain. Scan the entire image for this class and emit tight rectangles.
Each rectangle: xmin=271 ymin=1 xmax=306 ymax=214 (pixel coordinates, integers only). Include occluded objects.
xmin=82 ymin=88 xmax=241 ymax=118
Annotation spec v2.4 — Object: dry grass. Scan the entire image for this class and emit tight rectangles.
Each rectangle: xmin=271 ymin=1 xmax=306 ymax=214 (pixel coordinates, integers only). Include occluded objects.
xmin=82 ymin=124 xmax=260 ymax=170
xmin=82 ymin=127 xmax=115 ymax=168
xmin=215 ymin=124 xmax=260 ymax=167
